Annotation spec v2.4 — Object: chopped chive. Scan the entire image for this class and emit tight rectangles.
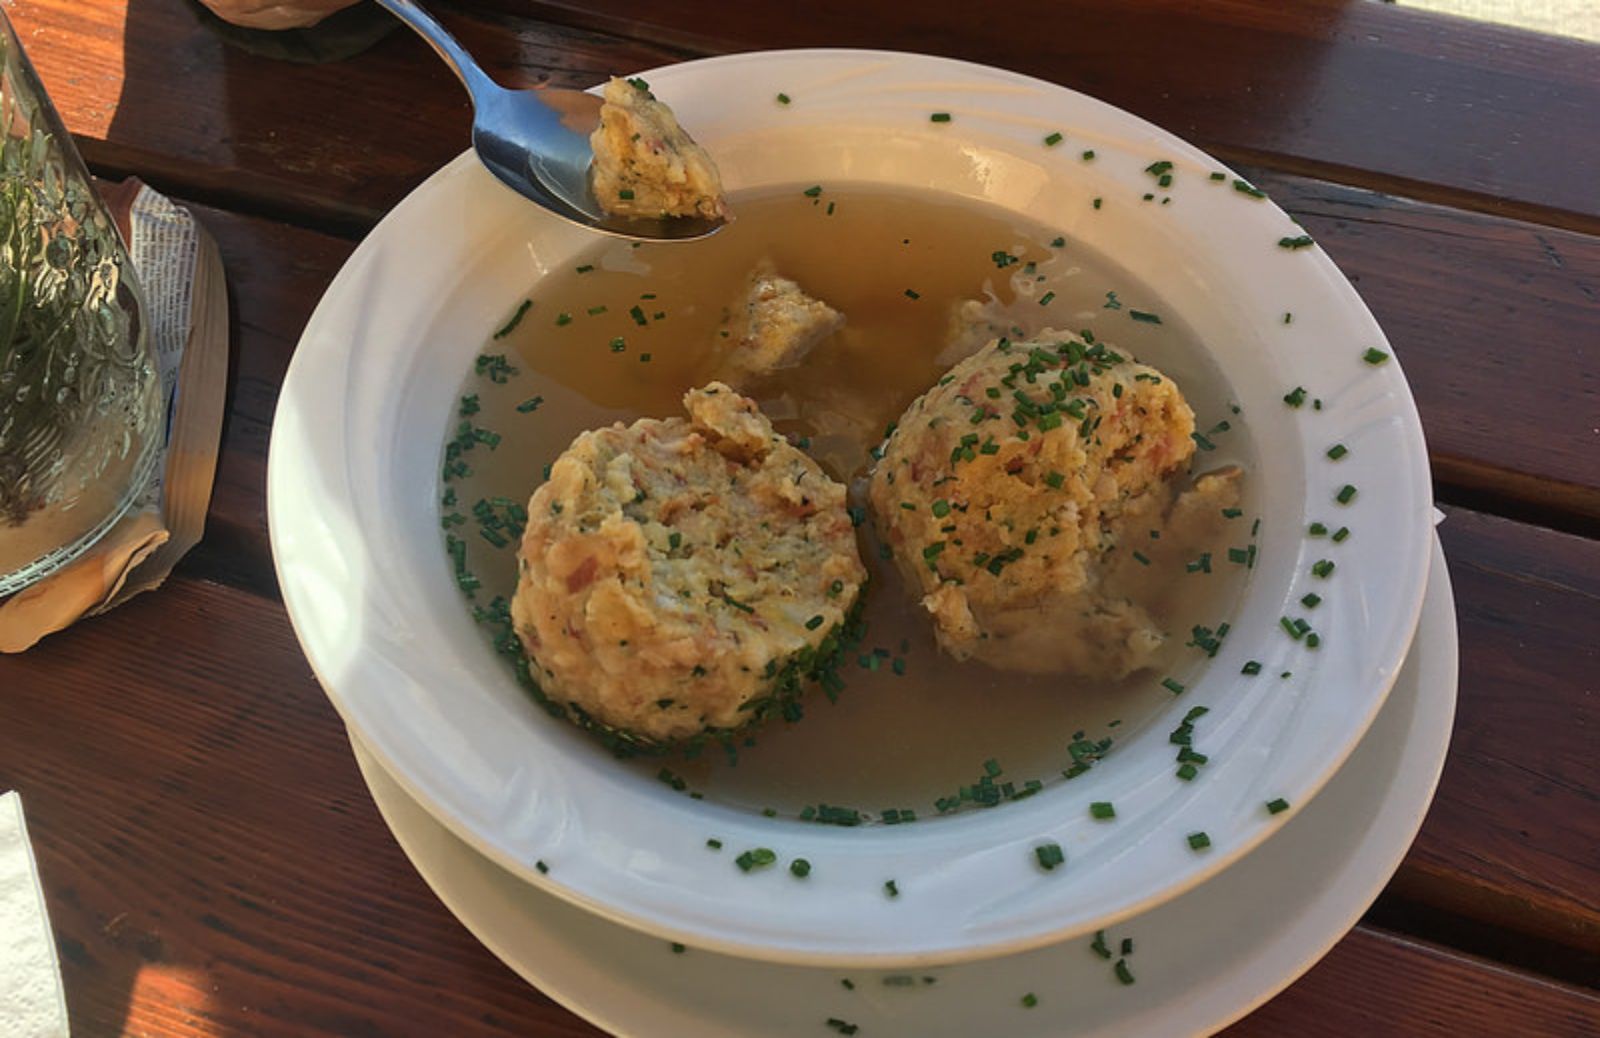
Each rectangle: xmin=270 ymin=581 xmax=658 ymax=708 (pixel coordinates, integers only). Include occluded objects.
xmin=1034 ymin=842 xmax=1066 ymax=871
xmin=1161 ymin=677 xmax=1185 ymax=695
xmin=610 ymin=336 xmax=627 ymax=353
xmin=826 ymin=1020 xmax=859 ymax=1036
xmin=1266 ymin=798 xmax=1291 ymax=815
xmin=776 ymin=92 xmax=791 ymax=105
xmin=735 ymin=848 xmax=777 ymax=872
xmin=1278 ymin=235 xmax=1316 ymax=250
xmin=555 ymin=312 xmax=572 ymax=326
xmin=1309 ymin=521 xmax=1328 ymax=536
xmin=1090 ymin=801 xmax=1116 ymax=820
xmin=1283 ymin=386 xmax=1308 ymax=408
xmin=706 ymin=838 xmax=722 ymax=850
xmin=1283 ymin=311 xmax=1294 ymax=324
xmin=1039 ymin=290 xmax=1057 ymax=306
xmin=1232 ymin=178 xmax=1266 ymax=199
xmin=1210 ymin=171 xmax=1226 ymax=181
xmin=1301 ymin=593 xmax=1322 ymax=609
xmin=1091 ymin=930 xmax=1113 ymax=959
xmin=1022 ymin=993 xmax=1039 ymax=1008
xmin=802 ymin=185 xmax=823 ymax=198
xmin=1187 ymin=831 xmax=1211 ymax=851
xmin=575 ymin=264 xmax=594 ymax=274
xmin=805 ymin=615 xmax=825 ymax=631
xmin=1044 ymin=131 xmax=1063 ymax=147
xmin=1241 ymin=660 xmax=1262 ymax=675
xmin=1336 ymin=484 xmax=1358 ymax=504
xmin=1176 ymin=763 xmax=1199 ymax=781
xmin=586 ymin=305 xmax=607 ymax=316
xmin=535 ymin=859 xmax=549 ymax=874
xmin=1115 ymin=959 xmax=1136 ymax=985
xmin=492 ymin=299 xmax=532 ymax=339
xmin=1082 ymin=149 xmax=1096 ymax=160
xmin=1129 ymin=309 xmax=1162 ymax=324
xmin=884 ymin=879 xmax=900 ymax=898
xmin=1092 ymin=197 xmax=1103 ymax=208
xmin=1326 ymin=443 xmax=1349 ymax=460
xmin=905 ymin=288 xmax=921 ymax=300
xmin=1363 ymin=347 xmax=1390 ymax=365
xmin=1045 ymin=471 xmax=1066 ymax=490
xmin=515 ymin=395 xmax=544 ymax=413
xmin=1131 ymin=550 xmax=1151 ymax=566
xmin=930 ymin=112 xmax=952 ymax=123
xmin=790 ymin=858 xmax=812 ymax=878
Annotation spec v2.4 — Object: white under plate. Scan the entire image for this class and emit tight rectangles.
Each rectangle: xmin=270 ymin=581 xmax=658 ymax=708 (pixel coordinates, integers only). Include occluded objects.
xmin=351 ymin=535 xmax=1456 ymax=1037
xmin=274 ymin=48 xmax=1433 ymax=966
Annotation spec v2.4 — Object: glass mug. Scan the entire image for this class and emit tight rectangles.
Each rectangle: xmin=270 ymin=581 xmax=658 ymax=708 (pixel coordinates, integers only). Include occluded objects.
xmin=0 ymin=11 xmax=162 ymax=596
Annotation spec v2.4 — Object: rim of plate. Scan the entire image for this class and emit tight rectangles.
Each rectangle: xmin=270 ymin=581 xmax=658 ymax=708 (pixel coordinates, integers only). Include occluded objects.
xmin=267 ymin=48 xmax=1434 ymax=968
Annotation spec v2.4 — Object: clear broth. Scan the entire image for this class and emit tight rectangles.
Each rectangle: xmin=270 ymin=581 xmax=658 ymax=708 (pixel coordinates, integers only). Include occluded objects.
xmin=444 ymin=184 xmax=1255 ymax=817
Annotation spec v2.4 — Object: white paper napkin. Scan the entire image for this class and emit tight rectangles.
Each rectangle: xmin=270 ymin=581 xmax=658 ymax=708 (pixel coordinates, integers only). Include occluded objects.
xmin=0 ymin=792 xmax=69 ymax=1037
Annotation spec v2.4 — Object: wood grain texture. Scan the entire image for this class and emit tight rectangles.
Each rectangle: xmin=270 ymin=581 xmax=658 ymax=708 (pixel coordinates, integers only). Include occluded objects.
xmin=1393 ymin=508 xmax=1600 ymax=954
xmin=1224 ymin=929 xmax=1600 ymax=1036
xmin=0 ymin=575 xmax=1594 ymax=1036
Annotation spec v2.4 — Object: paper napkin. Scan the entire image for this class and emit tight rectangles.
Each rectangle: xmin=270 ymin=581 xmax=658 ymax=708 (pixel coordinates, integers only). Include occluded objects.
xmin=0 ymin=792 xmax=69 ymax=1037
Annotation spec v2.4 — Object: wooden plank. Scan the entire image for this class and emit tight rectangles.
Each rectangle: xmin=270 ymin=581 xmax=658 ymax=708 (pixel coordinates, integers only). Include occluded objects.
xmin=1391 ymin=508 xmax=1600 ymax=955
xmin=9 ymin=0 xmax=1598 ymax=233
xmin=1225 ymin=928 xmax=1600 ymax=1036
xmin=0 ymin=578 xmax=1595 ymax=1036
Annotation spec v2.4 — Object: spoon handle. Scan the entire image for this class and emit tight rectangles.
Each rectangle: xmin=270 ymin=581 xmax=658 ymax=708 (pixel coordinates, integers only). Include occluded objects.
xmin=370 ymin=0 xmax=497 ymax=100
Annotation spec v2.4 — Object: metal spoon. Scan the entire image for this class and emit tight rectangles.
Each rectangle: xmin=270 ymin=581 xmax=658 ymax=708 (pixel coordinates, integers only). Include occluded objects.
xmin=373 ymin=0 xmax=725 ymax=241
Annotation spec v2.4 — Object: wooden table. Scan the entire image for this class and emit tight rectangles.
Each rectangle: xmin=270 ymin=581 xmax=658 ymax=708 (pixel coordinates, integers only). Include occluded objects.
xmin=2 ymin=1 xmax=1596 ymax=1034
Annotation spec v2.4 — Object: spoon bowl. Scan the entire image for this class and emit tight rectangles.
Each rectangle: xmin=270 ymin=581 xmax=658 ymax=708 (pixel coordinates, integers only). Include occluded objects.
xmin=375 ymin=0 xmax=726 ymax=242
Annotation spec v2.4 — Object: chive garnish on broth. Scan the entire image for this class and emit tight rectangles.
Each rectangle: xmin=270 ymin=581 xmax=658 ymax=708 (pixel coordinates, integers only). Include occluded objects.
xmin=515 ymin=395 xmax=544 ymax=413
xmin=1082 ymin=149 xmax=1096 ymax=160
xmin=1129 ymin=309 xmax=1162 ymax=324
xmin=574 ymin=264 xmax=594 ymax=274
xmin=1044 ymin=131 xmax=1063 ymax=147
xmin=1022 ymin=993 xmax=1039 ymax=1008
xmin=1161 ymin=677 xmax=1185 ymax=695
xmin=492 ymin=299 xmax=532 ymax=339
xmin=930 ymin=112 xmax=952 ymax=123
xmin=776 ymin=92 xmax=791 ymax=105
xmin=803 ymin=185 xmax=823 ymax=198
